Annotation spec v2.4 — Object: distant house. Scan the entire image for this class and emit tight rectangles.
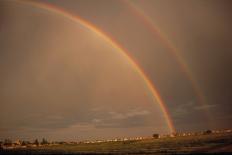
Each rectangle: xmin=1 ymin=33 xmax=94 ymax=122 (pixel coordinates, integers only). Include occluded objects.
xmin=14 ymin=140 xmax=22 ymax=145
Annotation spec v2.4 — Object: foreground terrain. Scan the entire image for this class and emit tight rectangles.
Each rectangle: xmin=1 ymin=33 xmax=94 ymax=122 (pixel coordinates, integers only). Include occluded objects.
xmin=1 ymin=132 xmax=232 ymax=154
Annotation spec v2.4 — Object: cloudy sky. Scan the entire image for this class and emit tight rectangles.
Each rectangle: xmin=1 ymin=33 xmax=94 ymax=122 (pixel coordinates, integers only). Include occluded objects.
xmin=0 ymin=0 xmax=232 ymax=141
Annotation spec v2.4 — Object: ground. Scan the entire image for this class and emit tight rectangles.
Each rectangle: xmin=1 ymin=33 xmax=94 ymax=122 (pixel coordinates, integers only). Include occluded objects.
xmin=1 ymin=132 xmax=232 ymax=154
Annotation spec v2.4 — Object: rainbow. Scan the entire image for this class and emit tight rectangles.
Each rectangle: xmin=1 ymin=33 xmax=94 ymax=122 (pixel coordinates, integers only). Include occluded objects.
xmin=124 ymin=0 xmax=212 ymax=124
xmin=16 ymin=0 xmax=176 ymax=133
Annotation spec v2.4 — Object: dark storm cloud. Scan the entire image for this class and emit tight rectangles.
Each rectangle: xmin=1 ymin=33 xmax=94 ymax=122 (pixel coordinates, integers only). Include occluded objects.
xmin=0 ymin=1 xmax=169 ymax=140
xmin=1 ymin=0 xmax=232 ymax=140
xmin=1 ymin=108 xmax=152 ymax=132
xmin=41 ymin=0 xmax=231 ymax=130
xmin=124 ymin=0 xmax=232 ymax=130
xmin=172 ymin=101 xmax=217 ymax=118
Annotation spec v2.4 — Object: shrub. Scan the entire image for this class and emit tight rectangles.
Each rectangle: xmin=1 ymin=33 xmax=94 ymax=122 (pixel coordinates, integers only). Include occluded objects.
xmin=203 ymin=130 xmax=212 ymax=135
xmin=153 ymin=134 xmax=160 ymax=139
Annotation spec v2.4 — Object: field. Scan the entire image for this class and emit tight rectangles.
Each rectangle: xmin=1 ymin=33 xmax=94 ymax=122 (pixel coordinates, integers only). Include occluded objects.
xmin=1 ymin=132 xmax=232 ymax=154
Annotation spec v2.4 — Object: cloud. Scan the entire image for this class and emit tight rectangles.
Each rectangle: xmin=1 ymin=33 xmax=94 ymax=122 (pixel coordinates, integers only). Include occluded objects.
xmin=90 ymin=109 xmax=151 ymax=128
xmin=172 ymin=101 xmax=217 ymax=118
xmin=194 ymin=104 xmax=217 ymax=110
xmin=172 ymin=101 xmax=195 ymax=117
xmin=109 ymin=109 xmax=150 ymax=120
xmin=92 ymin=119 xmax=102 ymax=123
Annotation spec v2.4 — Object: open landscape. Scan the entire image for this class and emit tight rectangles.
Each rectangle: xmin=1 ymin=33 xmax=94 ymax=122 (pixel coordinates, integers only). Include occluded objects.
xmin=1 ymin=0 xmax=232 ymax=154
xmin=1 ymin=130 xmax=232 ymax=154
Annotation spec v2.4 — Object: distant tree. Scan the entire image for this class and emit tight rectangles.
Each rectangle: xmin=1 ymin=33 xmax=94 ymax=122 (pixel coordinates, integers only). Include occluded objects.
xmin=41 ymin=138 xmax=48 ymax=145
xmin=204 ymin=130 xmax=212 ymax=135
xmin=21 ymin=141 xmax=26 ymax=146
xmin=59 ymin=141 xmax=65 ymax=145
xmin=34 ymin=139 xmax=39 ymax=146
xmin=4 ymin=139 xmax=12 ymax=146
xmin=0 ymin=142 xmax=3 ymax=150
xmin=152 ymin=134 xmax=159 ymax=139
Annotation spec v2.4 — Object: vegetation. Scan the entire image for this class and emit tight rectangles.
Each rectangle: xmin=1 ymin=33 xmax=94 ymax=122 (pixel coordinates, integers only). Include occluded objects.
xmin=3 ymin=139 xmax=12 ymax=146
xmin=1 ymin=132 xmax=232 ymax=154
xmin=34 ymin=139 xmax=39 ymax=146
xmin=204 ymin=129 xmax=213 ymax=135
xmin=152 ymin=133 xmax=159 ymax=139
xmin=41 ymin=138 xmax=48 ymax=145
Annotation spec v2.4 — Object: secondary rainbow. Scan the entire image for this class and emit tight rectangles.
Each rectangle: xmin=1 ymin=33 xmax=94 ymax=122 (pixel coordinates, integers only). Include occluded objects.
xmin=124 ymin=0 xmax=212 ymax=125
xmin=17 ymin=0 xmax=176 ymax=133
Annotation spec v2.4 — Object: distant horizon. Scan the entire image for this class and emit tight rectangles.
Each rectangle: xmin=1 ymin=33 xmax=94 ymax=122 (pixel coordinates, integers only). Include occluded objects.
xmin=1 ymin=128 xmax=231 ymax=142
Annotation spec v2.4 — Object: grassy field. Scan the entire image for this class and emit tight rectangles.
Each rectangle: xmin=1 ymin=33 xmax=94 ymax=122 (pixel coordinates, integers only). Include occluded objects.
xmin=1 ymin=132 xmax=232 ymax=154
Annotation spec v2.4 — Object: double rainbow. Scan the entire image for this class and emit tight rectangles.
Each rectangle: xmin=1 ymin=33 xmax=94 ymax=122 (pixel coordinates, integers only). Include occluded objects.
xmin=124 ymin=0 xmax=211 ymax=125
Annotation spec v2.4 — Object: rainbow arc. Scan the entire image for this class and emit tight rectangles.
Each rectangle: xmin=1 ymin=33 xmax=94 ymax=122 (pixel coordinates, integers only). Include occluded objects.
xmin=17 ymin=0 xmax=175 ymax=133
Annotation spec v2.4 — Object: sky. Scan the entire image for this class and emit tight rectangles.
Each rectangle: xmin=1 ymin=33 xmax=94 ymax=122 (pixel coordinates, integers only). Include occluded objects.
xmin=0 ymin=0 xmax=232 ymax=141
